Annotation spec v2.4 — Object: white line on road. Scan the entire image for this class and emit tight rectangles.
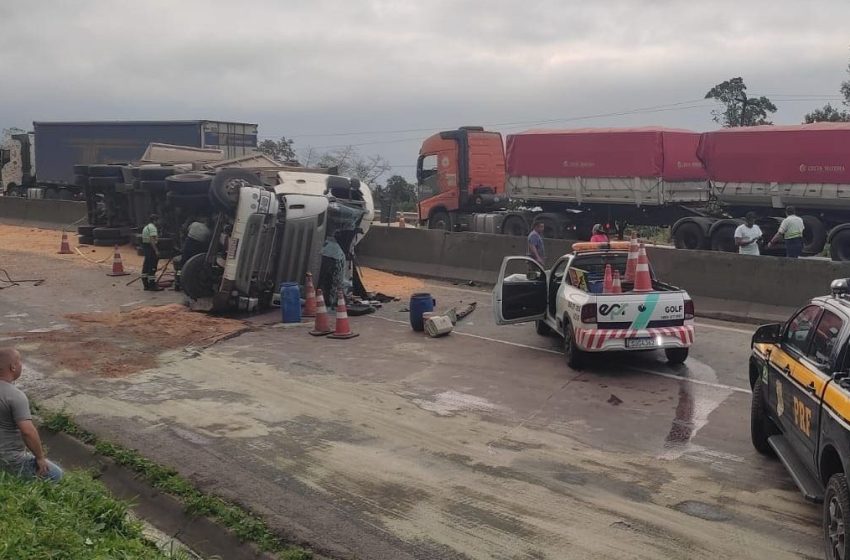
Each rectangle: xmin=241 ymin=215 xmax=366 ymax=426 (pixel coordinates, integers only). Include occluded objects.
xmin=369 ymin=315 xmax=751 ymax=395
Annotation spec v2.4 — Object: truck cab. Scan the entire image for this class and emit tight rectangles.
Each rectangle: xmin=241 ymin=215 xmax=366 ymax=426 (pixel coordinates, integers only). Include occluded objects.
xmin=416 ymin=126 xmax=508 ymax=231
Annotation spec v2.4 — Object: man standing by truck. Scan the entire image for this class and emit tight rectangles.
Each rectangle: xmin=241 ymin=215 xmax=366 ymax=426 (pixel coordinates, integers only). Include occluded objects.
xmin=527 ymin=221 xmax=546 ymax=266
xmin=768 ymin=206 xmax=805 ymax=258
xmin=141 ymin=214 xmax=162 ymax=291
xmin=735 ymin=212 xmax=762 ymax=255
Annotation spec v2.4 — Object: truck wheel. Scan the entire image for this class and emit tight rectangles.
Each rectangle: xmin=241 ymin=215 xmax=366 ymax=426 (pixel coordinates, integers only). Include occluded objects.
xmin=210 ymin=169 xmax=262 ymax=213
xmin=563 ymin=323 xmax=586 ymax=370
xmin=664 ymin=347 xmax=689 ymax=364
xmin=750 ymin=374 xmax=779 ymax=455
xmin=165 ymin=173 xmax=212 ymax=195
xmin=824 ymin=473 xmax=850 ymax=560
xmin=93 ymin=237 xmax=129 ymax=246
xmin=428 ymin=210 xmax=452 ymax=231
xmin=166 ymin=192 xmax=211 ymax=210
xmin=802 ymin=215 xmax=827 ymax=256
xmin=536 ymin=213 xmax=560 ymax=239
xmin=77 ymin=235 xmax=94 ymax=245
xmin=77 ymin=225 xmax=96 ymax=236
xmin=501 ymin=215 xmax=528 ymax=236
xmin=535 ymin=319 xmax=552 ymax=336
xmin=830 ymin=230 xmax=850 ymax=262
xmin=181 ymin=254 xmax=216 ymax=299
xmin=93 ymin=227 xmax=125 ymax=239
xmin=710 ymin=225 xmax=737 ymax=252
xmin=673 ymin=222 xmax=707 ymax=250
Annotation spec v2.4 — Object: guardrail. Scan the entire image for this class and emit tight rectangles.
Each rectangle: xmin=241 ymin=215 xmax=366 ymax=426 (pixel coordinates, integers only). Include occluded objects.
xmin=0 ymin=197 xmax=87 ymax=229
xmin=357 ymin=226 xmax=850 ymax=312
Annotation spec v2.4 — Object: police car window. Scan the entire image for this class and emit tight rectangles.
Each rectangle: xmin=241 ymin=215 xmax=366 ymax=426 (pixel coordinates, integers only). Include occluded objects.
xmin=552 ymin=259 xmax=569 ymax=283
xmin=784 ymin=305 xmax=822 ymax=355
xmin=808 ymin=310 xmax=843 ymax=369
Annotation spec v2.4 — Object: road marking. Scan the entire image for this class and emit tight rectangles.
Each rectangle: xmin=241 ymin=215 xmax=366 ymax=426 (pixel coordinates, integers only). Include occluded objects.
xmin=694 ymin=322 xmax=755 ymax=335
xmin=369 ymin=315 xmax=751 ymax=394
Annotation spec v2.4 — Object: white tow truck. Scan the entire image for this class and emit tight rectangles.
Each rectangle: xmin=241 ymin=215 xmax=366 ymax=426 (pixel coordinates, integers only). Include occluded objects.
xmin=493 ymin=242 xmax=695 ymax=368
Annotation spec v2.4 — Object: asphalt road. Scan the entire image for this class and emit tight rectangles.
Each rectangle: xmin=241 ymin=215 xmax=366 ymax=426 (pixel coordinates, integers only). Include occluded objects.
xmin=0 ymin=251 xmax=823 ymax=559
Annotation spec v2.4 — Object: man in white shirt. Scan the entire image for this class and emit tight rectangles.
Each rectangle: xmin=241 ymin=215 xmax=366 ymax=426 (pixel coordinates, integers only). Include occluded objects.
xmin=735 ymin=212 xmax=762 ymax=256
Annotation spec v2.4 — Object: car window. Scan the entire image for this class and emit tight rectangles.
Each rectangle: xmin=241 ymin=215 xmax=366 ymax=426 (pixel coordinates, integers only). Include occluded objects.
xmin=552 ymin=258 xmax=569 ymax=284
xmin=783 ymin=305 xmax=822 ymax=356
xmin=808 ymin=310 xmax=844 ymax=370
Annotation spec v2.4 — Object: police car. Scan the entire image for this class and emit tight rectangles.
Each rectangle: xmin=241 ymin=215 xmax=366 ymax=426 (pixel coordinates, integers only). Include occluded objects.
xmin=492 ymin=242 xmax=694 ymax=368
xmin=750 ymin=278 xmax=850 ymax=560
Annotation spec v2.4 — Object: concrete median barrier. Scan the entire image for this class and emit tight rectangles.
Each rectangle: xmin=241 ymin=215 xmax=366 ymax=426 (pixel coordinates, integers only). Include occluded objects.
xmin=359 ymin=226 xmax=850 ymax=321
xmin=0 ymin=198 xmax=87 ymax=229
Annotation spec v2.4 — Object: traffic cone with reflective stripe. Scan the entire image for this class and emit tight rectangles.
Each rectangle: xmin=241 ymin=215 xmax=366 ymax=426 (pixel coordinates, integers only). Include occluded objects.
xmin=57 ymin=231 xmax=72 ymax=254
xmin=309 ymin=289 xmax=333 ymax=336
xmin=303 ymin=272 xmax=317 ymax=318
xmin=612 ymin=270 xmax=623 ymax=293
xmin=633 ymin=243 xmax=652 ymax=292
xmin=106 ymin=245 xmax=130 ymax=277
xmin=602 ymin=264 xmax=614 ymax=293
xmin=328 ymin=289 xmax=359 ymax=339
xmin=625 ymin=236 xmax=639 ymax=283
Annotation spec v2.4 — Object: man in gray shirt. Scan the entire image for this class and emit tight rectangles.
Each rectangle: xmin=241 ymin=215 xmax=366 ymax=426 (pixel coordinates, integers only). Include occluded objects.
xmin=0 ymin=347 xmax=63 ymax=482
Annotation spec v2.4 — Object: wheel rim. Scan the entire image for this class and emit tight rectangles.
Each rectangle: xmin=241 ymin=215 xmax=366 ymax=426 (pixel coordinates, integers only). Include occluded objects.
xmin=828 ymin=495 xmax=846 ymax=560
xmin=222 ymin=178 xmax=250 ymax=204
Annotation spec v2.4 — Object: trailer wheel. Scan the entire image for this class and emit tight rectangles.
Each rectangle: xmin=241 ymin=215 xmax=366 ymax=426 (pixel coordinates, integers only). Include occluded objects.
xmin=710 ymin=225 xmax=737 ymax=252
xmin=181 ymin=254 xmax=217 ymax=299
xmin=428 ymin=210 xmax=452 ymax=231
xmin=209 ymin=169 xmax=262 ymax=213
xmin=673 ymin=222 xmax=707 ymax=250
xmin=165 ymin=173 xmax=212 ymax=195
xmin=802 ymin=215 xmax=827 ymax=256
xmin=501 ymin=215 xmax=528 ymax=236
xmin=830 ymin=229 xmax=850 ymax=261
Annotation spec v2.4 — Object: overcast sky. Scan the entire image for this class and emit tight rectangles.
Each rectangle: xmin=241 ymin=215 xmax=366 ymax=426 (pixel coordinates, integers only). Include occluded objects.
xmin=1 ymin=0 xmax=848 ymax=181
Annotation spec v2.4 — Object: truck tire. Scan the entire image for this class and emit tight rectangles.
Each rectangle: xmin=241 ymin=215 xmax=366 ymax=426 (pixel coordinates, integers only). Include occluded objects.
xmin=181 ymin=253 xmax=217 ymax=299
xmin=665 ymin=347 xmax=689 ymax=364
xmin=428 ymin=210 xmax=452 ymax=231
xmin=165 ymin=173 xmax=212 ymax=195
xmin=93 ymin=237 xmax=129 ymax=246
xmin=138 ymin=166 xmax=177 ymax=181
xmin=563 ymin=322 xmax=586 ymax=370
xmin=210 ymin=169 xmax=262 ymax=213
xmin=536 ymin=213 xmax=561 ymax=239
xmin=830 ymin=229 xmax=850 ymax=261
xmin=88 ymin=176 xmax=118 ymax=189
xmin=824 ymin=473 xmax=850 ymax=560
xmin=673 ymin=222 xmax=707 ymax=250
xmin=140 ymin=180 xmax=167 ymax=193
xmin=801 ymin=215 xmax=827 ymax=256
xmin=710 ymin=224 xmax=737 ymax=252
xmin=77 ymin=235 xmax=94 ymax=245
xmin=77 ymin=225 xmax=96 ymax=236
xmin=87 ymin=165 xmax=124 ymax=178
xmin=72 ymin=164 xmax=89 ymax=176
xmin=501 ymin=214 xmax=528 ymax=236
xmin=750 ymin=374 xmax=778 ymax=455
xmin=166 ymin=192 xmax=211 ymax=210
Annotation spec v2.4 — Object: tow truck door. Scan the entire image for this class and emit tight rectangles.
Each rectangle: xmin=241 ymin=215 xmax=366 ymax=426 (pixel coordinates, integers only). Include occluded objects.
xmin=493 ymin=257 xmax=547 ymax=325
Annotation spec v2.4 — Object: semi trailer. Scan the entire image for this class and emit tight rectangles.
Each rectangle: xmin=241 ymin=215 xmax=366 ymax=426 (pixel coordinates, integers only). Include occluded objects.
xmin=416 ymin=123 xmax=850 ymax=260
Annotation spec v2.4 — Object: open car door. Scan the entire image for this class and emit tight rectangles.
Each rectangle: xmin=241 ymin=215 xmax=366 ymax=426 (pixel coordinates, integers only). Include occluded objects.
xmin=493 ymin=257 xmax=547 ymax=325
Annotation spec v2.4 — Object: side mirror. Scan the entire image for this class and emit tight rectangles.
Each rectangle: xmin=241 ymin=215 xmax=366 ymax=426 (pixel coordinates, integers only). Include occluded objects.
xmin=752 ymin=323 xmax=782 ymax=346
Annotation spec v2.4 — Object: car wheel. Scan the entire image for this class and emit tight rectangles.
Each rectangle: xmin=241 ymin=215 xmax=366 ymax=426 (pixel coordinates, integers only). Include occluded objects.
xmin=428 ymin=210 xmax=452 ymax=231
xmin=563 ymin=322 xmax=585 ymax=370
xmin=535 ymin=319 xmax=552 ymax=336
xmin=181 ymin=253 xmax=217 ymax=299
xmin=750 ymin=373 xmax=779 ymax=455
xmin=665 ymin=347 xmax=689 ymax=364
xmin=824 ymin=473 xmax=850 ymax=560
xmin=209 ymin=169 xmax=262 ymax=213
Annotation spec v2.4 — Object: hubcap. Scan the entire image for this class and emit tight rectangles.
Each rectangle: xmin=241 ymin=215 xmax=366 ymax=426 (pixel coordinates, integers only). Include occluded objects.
xmin=828 ymin=496 xmax=846 ymax=560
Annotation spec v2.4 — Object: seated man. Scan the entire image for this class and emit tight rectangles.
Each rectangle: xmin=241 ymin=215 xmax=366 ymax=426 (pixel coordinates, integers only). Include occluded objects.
xmin=0 ymin=348 xmax=63 ymax=482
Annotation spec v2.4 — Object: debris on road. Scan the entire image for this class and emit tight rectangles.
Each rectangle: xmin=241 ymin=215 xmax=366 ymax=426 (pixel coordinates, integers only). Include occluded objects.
xmin=0 ymin=224 xmax=144 ymax=269
xmin=357 ymin=267 xmax=424 ymax=298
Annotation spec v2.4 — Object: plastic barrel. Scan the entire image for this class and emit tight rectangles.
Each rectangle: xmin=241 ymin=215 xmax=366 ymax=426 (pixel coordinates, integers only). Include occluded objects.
xmin=409 ymin=293 xmax=436 ymax=332
xmin=280 ymin=282 xmax=302 ymax=323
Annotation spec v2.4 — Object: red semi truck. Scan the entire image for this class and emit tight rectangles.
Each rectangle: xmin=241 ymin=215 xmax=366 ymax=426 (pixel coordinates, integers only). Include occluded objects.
xmin=416 ymin=123 xmax=850 ymax=260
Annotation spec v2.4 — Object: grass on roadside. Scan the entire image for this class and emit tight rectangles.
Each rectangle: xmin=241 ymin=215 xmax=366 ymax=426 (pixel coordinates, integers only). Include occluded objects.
xmin=0 ymin=470 xmax=190 ymax=559
xmin=40 ymin=410 xmax=312 ymax=560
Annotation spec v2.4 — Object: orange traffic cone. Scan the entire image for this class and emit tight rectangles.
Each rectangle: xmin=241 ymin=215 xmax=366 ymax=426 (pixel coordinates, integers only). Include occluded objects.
xmin=602 ymin=264 xmax=613 ymax=294
xmin=57 ymin=231 xmax=73 ymax=254
xmin=328 ymin=289 xmax=359 ymax=339
xmin=303 ymin=272 xmax=317 ymax=317
xmin=611 ymin=270 xmax=622 ymax=293
xmin=633 ymin=243 xmax=653 ymax=292
xmin=624 ymin=236 xmax=639 ymax=283
xmin=106 ymin=245 xmax=130 ymax=277
xmin=309 ymin=289 xmax=334 ymax=336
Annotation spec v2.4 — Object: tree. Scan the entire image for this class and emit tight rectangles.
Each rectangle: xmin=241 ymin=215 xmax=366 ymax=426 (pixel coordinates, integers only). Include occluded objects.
xmin=804 ymin=60 xmax=850 ymax=123
xmin=304 ymin=145 xmax=391 ymax=185
xmin=257 ymin=136 xmax=297 ymax=163
xmin=705 ymin=77 xmax=777 ymax=127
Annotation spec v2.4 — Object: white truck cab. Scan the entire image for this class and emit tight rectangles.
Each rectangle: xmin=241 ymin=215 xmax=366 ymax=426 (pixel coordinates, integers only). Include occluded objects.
xmin=493 ymin=242 xmax=695 ymax=368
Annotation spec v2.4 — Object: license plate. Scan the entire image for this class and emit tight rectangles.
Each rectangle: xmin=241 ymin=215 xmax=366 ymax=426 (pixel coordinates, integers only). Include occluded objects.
xmin=626 ymin=337 xmax=656 ymax=349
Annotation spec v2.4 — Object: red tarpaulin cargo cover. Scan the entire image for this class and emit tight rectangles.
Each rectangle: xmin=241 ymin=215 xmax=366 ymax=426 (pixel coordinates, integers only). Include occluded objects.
xmin=505 ymin=127 xmax=707 ymax=181
xmin=698 ymin=123 xmax=850 ymax=184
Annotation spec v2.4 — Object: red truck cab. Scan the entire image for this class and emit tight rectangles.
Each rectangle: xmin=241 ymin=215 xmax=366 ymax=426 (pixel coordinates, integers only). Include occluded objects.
xmin=416 ymin=127 xmax=507 ymax=230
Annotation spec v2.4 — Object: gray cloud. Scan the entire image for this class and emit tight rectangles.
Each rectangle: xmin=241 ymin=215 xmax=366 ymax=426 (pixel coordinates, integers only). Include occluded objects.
xmin=2 ymin=0 xmax=849 ymax=179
